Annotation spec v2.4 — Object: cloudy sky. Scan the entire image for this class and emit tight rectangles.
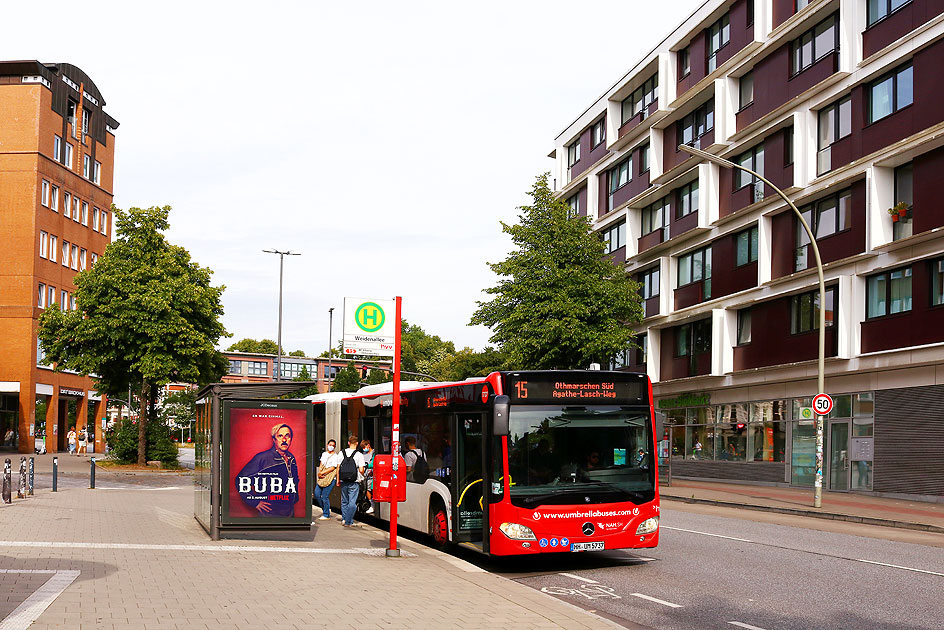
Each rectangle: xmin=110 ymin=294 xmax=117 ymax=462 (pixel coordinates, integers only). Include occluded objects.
xmin=6 ymin=0 xmax=701 ymax=355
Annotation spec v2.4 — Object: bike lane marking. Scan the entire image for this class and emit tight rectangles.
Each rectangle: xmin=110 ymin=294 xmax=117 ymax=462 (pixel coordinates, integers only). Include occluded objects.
xmin=630 ymin=593 xmax=682 ymax=608
xmin=559 ymin=572 xmax=598 ymax=583
xmin=728 ymin=622 xmax=768 ymax=630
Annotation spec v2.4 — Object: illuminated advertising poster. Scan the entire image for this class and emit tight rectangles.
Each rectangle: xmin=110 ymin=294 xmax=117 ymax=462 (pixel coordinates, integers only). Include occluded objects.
xmin=222 ymin=401 xmax=312 ymax=526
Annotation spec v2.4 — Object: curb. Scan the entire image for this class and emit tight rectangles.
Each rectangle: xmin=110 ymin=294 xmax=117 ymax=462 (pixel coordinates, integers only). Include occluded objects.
xmin=662 ymin=495 xmax=944 ymax=534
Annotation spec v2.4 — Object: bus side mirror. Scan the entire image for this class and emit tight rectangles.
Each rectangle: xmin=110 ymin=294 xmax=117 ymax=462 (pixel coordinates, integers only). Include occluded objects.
xmin=493 ymin=395 xmax=510 ymax=435
xmin=654 ymin=411 xmax=665 ymax=441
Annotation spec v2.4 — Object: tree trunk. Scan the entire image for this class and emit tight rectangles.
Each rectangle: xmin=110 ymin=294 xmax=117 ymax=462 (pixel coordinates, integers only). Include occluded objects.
xmin=137 ymin=382 xmax=148 ymax=465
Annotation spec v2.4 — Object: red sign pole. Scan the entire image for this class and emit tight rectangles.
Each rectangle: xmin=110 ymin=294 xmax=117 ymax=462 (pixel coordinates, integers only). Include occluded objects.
xmin=386 ymin=296 xmax=402 ymax=558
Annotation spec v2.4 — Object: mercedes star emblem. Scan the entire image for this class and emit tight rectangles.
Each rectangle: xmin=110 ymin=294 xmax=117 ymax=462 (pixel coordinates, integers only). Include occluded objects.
xmin=582 ymin=522 xmax=595 ymax=536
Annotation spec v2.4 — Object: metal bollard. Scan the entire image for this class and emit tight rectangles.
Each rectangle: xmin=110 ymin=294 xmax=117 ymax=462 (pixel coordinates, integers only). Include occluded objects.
xmin=28 ymin=457 xmax=34 ymax=495
xmin=18 ymin=457 xmax=26 ymax=498
xmin=52 ymin=456 xmax=58 ymax=492
xmin=2 ymin=459 xmax=10 ymax=504
xmin=89 ymin=457 xmax=95 ymax=489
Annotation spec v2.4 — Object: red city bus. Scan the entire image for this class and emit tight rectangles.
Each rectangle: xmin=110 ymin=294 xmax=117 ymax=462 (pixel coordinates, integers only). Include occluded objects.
xmin=311 ymin=370 xmax=660 ymax=556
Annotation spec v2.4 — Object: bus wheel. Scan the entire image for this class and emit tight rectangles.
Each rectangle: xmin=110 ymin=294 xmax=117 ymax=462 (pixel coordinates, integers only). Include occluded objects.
xmin=429 ymin=506 xmax=449 ymax=548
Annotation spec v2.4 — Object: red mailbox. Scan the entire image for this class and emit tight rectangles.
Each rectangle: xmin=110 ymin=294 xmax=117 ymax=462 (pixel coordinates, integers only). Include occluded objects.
xmin=372 ymin=455 xmax=406 ymax=503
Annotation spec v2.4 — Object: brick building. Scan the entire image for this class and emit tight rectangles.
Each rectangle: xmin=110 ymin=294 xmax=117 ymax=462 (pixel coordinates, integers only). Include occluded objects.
xmin=0 ymin=61 xmax=118 ymax=454
xmin=222 ymin=351 xmax=388 ymax=394
xmin=553 ymin=0 xmax=944 ymax=498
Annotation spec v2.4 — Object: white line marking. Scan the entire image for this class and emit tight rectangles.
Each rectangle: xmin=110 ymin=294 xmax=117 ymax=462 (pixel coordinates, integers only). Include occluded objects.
xmin=0 ymin=570 xmax=79 ymax=630
xmin=0 ymin=541 xmax=414 ymax=557
xmin=728 ymin=622 xmax=768 ymax=630
xmin=854 ymin=558 xmax=944 ymax=577
xmin=662 ymin=526 xmax=752 ymax=542
xmin=560 ymin=572 xmax=598 ymax=583
xmin=95 ymin=486 xmax=184 ymax=491
xmin=631 ymin=593 xmax=683 ymax=608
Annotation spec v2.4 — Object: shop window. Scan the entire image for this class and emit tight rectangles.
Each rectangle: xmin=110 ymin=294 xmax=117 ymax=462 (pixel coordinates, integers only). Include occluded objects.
xmin=749 ymin=400 xmax=786 ymax=462
xmin=736 ymin=225 xmax=759 ymax=266
xmin=866 ymin=266 xmax=912 ymax=318
xmin=790 ymin=286 xmax=836 ymax=334
xmin=716 ymin=403 xmax=748 ymax=461
xmin=853 ymin=393 xmax=874 ymax=436
xmin=868 ymin=63 xmax=913 ymax=124
xmin=790 ymin=13 xmax=838 ymax=76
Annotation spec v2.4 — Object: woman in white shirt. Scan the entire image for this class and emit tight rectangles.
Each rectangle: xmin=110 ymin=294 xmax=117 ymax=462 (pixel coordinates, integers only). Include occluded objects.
xmin=314 ymin=440 xmax=340 ymax=520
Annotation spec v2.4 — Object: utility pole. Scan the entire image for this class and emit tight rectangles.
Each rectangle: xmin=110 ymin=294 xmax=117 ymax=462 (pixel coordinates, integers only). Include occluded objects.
xmin=262 ymin=249 xmax=300 ymax=382
xmin=327 ymin=307 xmax=334 ymax=392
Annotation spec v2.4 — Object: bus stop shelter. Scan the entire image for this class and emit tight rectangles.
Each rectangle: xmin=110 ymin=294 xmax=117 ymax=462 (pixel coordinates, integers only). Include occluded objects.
xmin=194 ymin=381 xmax=321 ymax=540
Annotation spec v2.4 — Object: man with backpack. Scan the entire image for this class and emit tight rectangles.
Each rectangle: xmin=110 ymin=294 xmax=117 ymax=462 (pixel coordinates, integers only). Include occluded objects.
xmin=337 ymin=435 xmax=366 ymax=527
xmin=403 ymin=436 xmax=429 ymax=483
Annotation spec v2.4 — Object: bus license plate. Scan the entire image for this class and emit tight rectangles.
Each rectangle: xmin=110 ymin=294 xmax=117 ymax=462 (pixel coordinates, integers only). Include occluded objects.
xmin=571 ymin=541 xmax=604 ymax=552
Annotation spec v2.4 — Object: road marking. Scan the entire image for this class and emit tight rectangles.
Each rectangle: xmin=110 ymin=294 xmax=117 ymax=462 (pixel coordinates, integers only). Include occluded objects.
xmin=0 ymin=570 xmax=79 ymax=630
xmin=0 ymin=541 xmax=415 ymax=557
xmin=728 ymin=622 xmax=767 ymax=630
xmin=631 ymin=593 xmax=682 ymax=608
xmin=560 ymin=572 xmax=598 ymax=583
xmin=662 ymin=526 xmax=752 ymax=542
xmin=854 ymin=558 xmax=944 ymax=577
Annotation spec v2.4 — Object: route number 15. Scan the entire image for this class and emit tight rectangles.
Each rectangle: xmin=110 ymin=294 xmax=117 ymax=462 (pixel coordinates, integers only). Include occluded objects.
xmin=515 ymin=381 xmax=528 ymax=399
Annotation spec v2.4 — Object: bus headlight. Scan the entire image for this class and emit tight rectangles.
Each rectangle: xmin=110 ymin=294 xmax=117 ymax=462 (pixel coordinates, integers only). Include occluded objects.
xmin=499 ymin=522 xmax=537 ymax=540
xmin=635 ymin=517 xmax=659 ymax=535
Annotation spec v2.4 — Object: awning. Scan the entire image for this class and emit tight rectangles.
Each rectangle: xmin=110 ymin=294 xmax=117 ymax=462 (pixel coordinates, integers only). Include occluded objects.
xmin=0 ymin=382 xmax=20 ymax=393
xmin=36 ymin=384 xmax=53 ymax=396
xmin=196 ymin=381 xmax=321 ymax=401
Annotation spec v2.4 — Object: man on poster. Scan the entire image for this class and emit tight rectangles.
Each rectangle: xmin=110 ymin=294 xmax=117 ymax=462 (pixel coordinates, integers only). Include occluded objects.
xmin=236 ymin=423 xmax=300 ymax=517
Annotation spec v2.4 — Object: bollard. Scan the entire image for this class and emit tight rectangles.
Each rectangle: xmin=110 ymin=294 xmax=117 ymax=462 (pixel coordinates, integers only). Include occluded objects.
xmin=28 ymin=457 xmax=34 ymax=495
xmin=52 ymin=456 xmax=58 ymax=492
xmin=2 ymin=459 xmax=10 ymax=504
xmin=18 ymin=457 xmax=26 ymax=499
xmin=89 ymin=457 xmax=95 ymax=489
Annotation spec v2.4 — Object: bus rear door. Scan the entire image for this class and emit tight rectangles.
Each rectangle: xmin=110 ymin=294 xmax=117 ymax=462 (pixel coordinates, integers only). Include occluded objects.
xmin=453 ymin=412 xmax=489 ymax=552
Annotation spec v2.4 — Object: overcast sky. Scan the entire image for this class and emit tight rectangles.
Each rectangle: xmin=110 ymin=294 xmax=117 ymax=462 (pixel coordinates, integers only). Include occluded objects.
xmin=6 ymin=0 xmax=701 ymax=355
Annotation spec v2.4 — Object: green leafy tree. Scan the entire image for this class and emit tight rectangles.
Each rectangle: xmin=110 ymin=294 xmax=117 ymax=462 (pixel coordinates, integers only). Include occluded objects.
xmin=288 ymin=350 xmax=306 ymax=357
xmin=38 ymin=205 xmax=229 ymax=464
xmin=471 ymin=174 xmax=642 ymax=369
xmin=331 ymin=361 xmax=362 ymax=392
xmin=226 ymin=338 xmax=280 ymax=354
xmin=365 ymin=367 xmax=392 ymax=385
xmin=435 ymin=347 xmax=507 ymax=381
xmin=400 ymin=320 xmax=455 ymax=378
xmin=294 ymin=365 xmax=311 ymax=381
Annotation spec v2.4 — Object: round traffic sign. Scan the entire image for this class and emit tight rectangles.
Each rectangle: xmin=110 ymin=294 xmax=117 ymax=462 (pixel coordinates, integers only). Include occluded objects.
xmin=812 ymin=393 xmax=833 ymax=416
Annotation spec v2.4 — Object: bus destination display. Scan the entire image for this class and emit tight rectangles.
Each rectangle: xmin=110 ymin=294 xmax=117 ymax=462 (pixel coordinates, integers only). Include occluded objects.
xmin=506 ymin=374 xmax=643 ymax=404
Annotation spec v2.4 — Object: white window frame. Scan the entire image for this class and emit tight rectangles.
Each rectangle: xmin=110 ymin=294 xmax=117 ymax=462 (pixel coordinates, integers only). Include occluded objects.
xmin=71 ymin=244 xmax=78 ymax=270
xmin=51 ymin=186 xmax=59 ymax=212
xmin=60 ymin=290 xmax=68 ymax=312
xmin=90 ymin=253 xmax=98 ymax=267
xmin=80 ymin=248 xmax=87 ymax=271
xmin=41 ymin=180 xmax=50 ymax=207
xmin=54 ymin=136 xmax=62 ymax=163
xmin=92 ymin=207 xmax=99 ymax=231
xmin=100 ymin=211 xmax=108 ymax=236
xmin=49 ymin=235 xmax=58 ymax=263
xmin=72 ymin=196 xmax=80 ymax=221
xmin=81 ymin=202 xmax=88 ymax=226
xmin=38 ymin=283 xmax=46 ymax=308
xmin=39 ymin=231 xmax=48 ymax=258
xmin=62 ymin=241 xmax=70 ymax=267
xmin=93 ymin=161 xmax=101 ymax=185
xmin=65 ymin=143 xmax=73 ymax=168
xmin=47 ymin=285 xmax=55 ymax=307
xmin=83 ymin=155 xmax=91 ymax=179
xmin=70 ymin=295 xmax=76 ymax=311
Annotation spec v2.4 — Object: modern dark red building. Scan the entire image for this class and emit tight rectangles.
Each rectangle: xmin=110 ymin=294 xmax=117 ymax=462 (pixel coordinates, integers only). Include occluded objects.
xmin=552 ymin=0 xmax=944 ymax=499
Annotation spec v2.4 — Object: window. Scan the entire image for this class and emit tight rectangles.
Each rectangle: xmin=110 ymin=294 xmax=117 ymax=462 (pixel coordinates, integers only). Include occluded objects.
xmin=54 ymin=136 xmax=62 ymax=163
xmin=817 ymin=96 xmax=851 ymax=174
xmin=49 ymin=236 xmax=57 ymax=263
xmin=747 ymin=0 xmax=754 ymax=26
xmin=791 ymin=14 xmax=838 ymax=75
xmin=566 ymin=194 xmax=580 ymax=218
xmin=736 ymin=225 xmax=759 ymax=266
xmin=640 ymin=266 xmax=660 ymax=300
xmin=867 ymin=267 xmax=912 ymax=318
xmin=868 ymin=0 xmax=912 ymax=26
xmin=72 ymin=196 xmax=79 ymax=221
xmin=38 ymin=283 xmax=46 ymax=308
xmin=63 ymin=192 xmax=71 ymax=218
xmin=602 ymin=221 xmax=626 ymax=254
xmin=90 ymin=253 xmax=97 ymax=267
xmin=100 ymin=211 xmax=108 ymax=236
xmin=83 ymin=155 xmax=91 ymax=179
xmin=80 ymin=249 xmax=87 ymax=271
xmin=931 ymin=258 xmax=944 ymax=307
xmin=640 ymin=142 xmax=650 ymax=172
xmin=677 ymin=180 xmax=699 ymax=219
xmin=567 ymin=140 xmax=581 ymax=167
xmin=638 ymin=334 xmax=648 ymax=365
xmin=61 ymin=290 xmax=68 ymax=312
xmin=894 ymin=163 xmax=913 ymax=240
xmin=92 ymin=207 xmax=99 ymax=231
xmin=796 ymin=0 xmax=811 ymax=12
xmin=71 ymin=244 xmax=78 ymax=270
xmin=679 ymin=47 xmax=691 ymax=77
xmin=678 ymin=99 xmax=714 ymax=148
xmin=70 ymin=294 xmax=76 ymax=311
xmin=621 ymin=73 xmax=659 ymax=124
xmin=82 ymin=109 xmax=89 ymax=135
xmin=642 ymin=196 xmax=670 ymax=235
xmin=93 ymin=161 xmax=102 ymax=185
xmin=676 ymin=318 xmax=712 ymax=357
xmin=737 ymin=309 xmax=752 ymax=345
xmin=50 ymin=186 xmax=59 ymax=212
xmin=608 ymin=157 xmax=632 ymax=210
xmin=248 ymin=361 xmax=267 ymax=376
xmin=791 ymin=286 xmax=837 ymax=333
xmin=228 ymin=360 xmax=242 ymax=374
xmin=81 ymin=202 xmax=88 ymax=226
xmin=62 ymin=241 xmax=70 ymax=267
xmin=280 ymin=363 xmax=308 ymax=379
xmin=677 ymin=245 xmax=712 ymax=295
xmin=65 ymin=143 xmax=74 ymax=168
xmin=41 ymin=180 xmax=49 ymax=207
xmin=795 ymin=189 xmax=852 ymax=270
xmin=735 ymin=144 xmax=764 ymax=193
xmin=47 ymin=285 xmax=55 ymax=307
xmin=39 ymin=231 xmax=48 ymax=258
xmin=707 ymin=13 xmax=730 ymax=73
xmin=591 ymin=119 xmax=605 ymax=148
xmin=868 ymin=63 xmax=913 ymax=123
xmin=739 ymin=72 xmax=754 ymax=109
xmin=67 ymin=100 xmax=77 ymax=137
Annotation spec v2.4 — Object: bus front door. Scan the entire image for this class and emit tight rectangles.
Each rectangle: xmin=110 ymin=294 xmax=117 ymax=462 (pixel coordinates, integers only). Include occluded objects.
xmin=453 ymin=413 xmax=487 ymax=551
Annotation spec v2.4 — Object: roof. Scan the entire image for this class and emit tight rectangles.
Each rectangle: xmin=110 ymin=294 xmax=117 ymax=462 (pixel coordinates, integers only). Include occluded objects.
xmin=196 ymin=381 xmax=320 ymax=401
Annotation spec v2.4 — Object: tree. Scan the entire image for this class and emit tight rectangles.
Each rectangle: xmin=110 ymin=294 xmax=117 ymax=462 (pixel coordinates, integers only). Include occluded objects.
xmin=38 ymin=205 xmax=229 ymax=464
xmin=400 ymin=320 xmax=455 ymax=378
xmin=471 ymin=174 xmax=643 ymax=369
xmin=294 ymin=365 xmax=311 ymax=381
xmin=288 ymin=349 xmax=306 ymax=357
xmin=435 ymin=347 xmax=507 ymax=381
xmin=331 ymin=361 xmax=362 ymax=392
xmin=226 ymin=338 xmax=280 ymax=354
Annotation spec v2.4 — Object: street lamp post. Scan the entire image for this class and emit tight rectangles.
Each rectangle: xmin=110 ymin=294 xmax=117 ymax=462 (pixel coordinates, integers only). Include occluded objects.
xmin=678 ymin=144 xmax=828 ymax=508
xmin=327 ymin=307 xmax=334 ymax=392
xmin=262 ymin=249 xmax=300 ymax=382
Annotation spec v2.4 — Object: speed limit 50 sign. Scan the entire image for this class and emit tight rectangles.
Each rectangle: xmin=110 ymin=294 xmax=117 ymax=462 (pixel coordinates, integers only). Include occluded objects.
xmin=812 ymin=393 xmax=833 ymax=416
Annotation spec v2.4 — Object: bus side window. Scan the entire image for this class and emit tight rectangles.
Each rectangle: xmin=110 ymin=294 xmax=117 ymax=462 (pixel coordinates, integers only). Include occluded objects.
xmin=490 ymin=436 xmax=504 ymax=501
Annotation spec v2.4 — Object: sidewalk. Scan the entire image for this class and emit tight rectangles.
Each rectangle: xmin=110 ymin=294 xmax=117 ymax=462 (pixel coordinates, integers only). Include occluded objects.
xmin=0 ymin=461 xmax=621 ymax=630
xmin=660 ymin=478 xmax=944 ymax=534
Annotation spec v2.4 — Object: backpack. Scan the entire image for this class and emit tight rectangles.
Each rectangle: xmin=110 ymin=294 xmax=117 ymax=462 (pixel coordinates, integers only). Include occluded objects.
xmin=338 ymin=448 xmax=359 ymax=483
xmin=411 ymin=449 xmax=429 ymax=483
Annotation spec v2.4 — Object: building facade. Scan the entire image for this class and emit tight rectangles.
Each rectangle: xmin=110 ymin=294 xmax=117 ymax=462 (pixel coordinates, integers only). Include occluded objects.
xmin=0 ymin=61 xmax=118 ymax=454
xmin=222 ymin=351 xmax=388 ymax=394
xmin=552 ymin=0 xmax=944 ymax=499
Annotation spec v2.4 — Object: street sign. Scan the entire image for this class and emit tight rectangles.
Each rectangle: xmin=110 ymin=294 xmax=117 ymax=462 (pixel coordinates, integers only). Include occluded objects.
xmin=812 ymin=393 xmax=833 ymax=416
xmin=798 ymin=407 xmax=815 ymax=423
xmin=342 ymin=298 xmax=396 ymax=357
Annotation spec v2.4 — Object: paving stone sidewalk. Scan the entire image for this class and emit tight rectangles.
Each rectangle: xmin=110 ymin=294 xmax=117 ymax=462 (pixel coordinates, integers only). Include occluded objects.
xmin=0 ymin=471 xmax=621 ymax=630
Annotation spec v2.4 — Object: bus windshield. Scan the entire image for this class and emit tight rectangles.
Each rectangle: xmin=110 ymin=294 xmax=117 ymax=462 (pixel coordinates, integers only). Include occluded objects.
xmin=507 ymin=405 xmax=654 ymax=508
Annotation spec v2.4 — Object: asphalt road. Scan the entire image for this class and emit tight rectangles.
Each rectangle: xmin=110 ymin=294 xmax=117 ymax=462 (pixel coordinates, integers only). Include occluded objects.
xmin=474 ymin=504 xmax=944 ymax=630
